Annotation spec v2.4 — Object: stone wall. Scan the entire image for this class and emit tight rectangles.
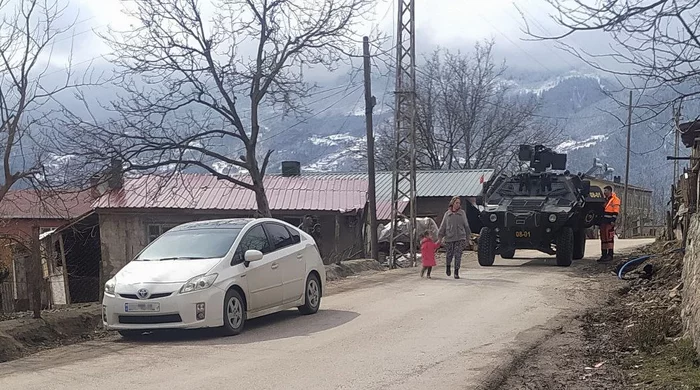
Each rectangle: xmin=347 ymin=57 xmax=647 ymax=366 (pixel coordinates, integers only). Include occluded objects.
xmin=682 ymin=214 xmax=700 ymax=353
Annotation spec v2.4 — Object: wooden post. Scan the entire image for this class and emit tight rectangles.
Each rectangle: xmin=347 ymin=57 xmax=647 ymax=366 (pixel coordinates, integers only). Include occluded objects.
xmin=334 ymin=215 xmax=341 ymax=265
xmin=363 ymin=36 xmax=379 ymax=262
xmin=622 ymin=90 xmax=632 ymax=239
xmin=58 ymin=234 xmax=71 ymax=305
xmin=30 ymin=226 xmax=41 ymax=318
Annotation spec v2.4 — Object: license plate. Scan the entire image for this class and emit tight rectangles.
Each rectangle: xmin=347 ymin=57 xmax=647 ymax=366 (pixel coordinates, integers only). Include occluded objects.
xmin=125 ymin=302 xmax=160 ymax=312
xmin=515 ymin=230 xmax=531 ymax=238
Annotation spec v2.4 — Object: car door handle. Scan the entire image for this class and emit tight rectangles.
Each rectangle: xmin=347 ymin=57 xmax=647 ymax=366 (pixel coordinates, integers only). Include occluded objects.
xmin=297 ymin=254 xmax=303 ymax=259
xmin=271 ymin=263 xmax=279 ymax=270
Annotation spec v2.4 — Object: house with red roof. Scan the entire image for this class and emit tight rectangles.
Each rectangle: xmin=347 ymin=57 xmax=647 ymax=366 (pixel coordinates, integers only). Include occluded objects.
xmin=0 ymin=189 xmax=94 ymax=311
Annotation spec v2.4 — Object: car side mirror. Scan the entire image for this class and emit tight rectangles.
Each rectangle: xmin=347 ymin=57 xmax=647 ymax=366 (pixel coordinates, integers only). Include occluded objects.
xmin=244 ymin=250 xmax=263 ymax=262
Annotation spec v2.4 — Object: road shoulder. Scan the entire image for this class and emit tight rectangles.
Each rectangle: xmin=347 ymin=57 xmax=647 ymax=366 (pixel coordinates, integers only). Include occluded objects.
xmin=492 ymin=240 xmax=700 ymax=389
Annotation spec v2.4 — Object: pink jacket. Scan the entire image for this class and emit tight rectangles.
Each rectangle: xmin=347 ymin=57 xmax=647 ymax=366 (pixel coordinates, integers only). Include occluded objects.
xmin=421 ymin=238 xmax=440 ymax=267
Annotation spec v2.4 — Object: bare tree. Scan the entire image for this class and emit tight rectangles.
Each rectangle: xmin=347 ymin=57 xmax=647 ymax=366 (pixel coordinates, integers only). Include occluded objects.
xmin=378 ymin=41 xmax=561 ymax=175
xmin=525 ymin=1 xmax=700 ymax=113
xmin=0 ymin=0 xmax=97 ymax=201
xmin=65 ymin=0 xmax=373 ymax=217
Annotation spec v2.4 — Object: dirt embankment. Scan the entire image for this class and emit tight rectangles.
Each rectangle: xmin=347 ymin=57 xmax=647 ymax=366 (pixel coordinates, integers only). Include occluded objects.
xmin=499 ymin=240 xmax=699 ymax=390
xmin=0 ymin=304 xmax=107 ymax=363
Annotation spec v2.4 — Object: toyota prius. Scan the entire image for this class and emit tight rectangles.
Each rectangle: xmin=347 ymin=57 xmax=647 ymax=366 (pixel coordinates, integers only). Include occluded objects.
xmin=102 ymin=218 xmax=326 ymax=337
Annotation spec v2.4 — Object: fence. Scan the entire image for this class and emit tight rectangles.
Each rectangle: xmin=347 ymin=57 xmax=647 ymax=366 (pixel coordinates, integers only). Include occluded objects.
xmin=0 ymin=281 xmax=14 ymax=314
xmin=0 ymin=280 xmax=51 ymax=316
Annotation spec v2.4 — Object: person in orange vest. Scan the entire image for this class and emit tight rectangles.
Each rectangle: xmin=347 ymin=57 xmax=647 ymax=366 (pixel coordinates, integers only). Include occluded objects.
xmin=598 ymin=185 xmax=621 ymax=263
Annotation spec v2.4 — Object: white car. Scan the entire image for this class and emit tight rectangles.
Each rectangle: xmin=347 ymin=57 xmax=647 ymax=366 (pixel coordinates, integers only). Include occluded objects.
xmin=102 ymin=218 xmax=326 ymax=337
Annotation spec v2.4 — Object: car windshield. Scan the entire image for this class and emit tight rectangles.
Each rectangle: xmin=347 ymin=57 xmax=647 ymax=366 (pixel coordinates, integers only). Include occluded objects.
xmin=136 ymin=228 xmax=242 ymax=261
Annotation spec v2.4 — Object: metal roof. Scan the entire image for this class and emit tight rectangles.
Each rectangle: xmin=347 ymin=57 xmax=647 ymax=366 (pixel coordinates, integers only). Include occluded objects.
xmin=375 ymin=200 xmax=408 ymax=221
xmin=0 ymin=190 xmax=94 ymax=220
xmin=304 ymin=169 xmax=494 ymax=200
xmin=94 ymin=169 xmax=492 ymax=214
xmin=94 ymin=174 xmax=367 ymax=213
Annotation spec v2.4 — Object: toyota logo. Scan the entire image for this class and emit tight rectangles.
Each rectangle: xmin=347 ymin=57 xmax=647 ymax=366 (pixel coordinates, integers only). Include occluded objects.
xmin=137 ymin=288 xmax=150 ymax=300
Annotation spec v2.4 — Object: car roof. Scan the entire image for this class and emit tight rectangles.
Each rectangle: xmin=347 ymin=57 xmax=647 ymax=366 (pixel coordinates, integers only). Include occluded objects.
xmin=170 ymin=218 xmax=255 ymax=231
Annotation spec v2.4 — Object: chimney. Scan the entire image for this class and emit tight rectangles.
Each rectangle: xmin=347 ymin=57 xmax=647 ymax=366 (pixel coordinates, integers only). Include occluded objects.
xmin=281 ymin=161 xmax=301 ymax=177
xmin=107 ymin=158 xmax=124 ymax=190
xmin=89 ymin=173 xmax=103 ymax=199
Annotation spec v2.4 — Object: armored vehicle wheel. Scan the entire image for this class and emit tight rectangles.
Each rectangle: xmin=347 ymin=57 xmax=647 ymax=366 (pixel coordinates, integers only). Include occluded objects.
xmin=500 ymin=249 xmax=515 ymax=259
xmin=573 ymin=229 xmax=586 ymax=260
xmin=556 ymin=227 xmax=574 ymax=267
xmin=478 ymin=227 xmax=496 ymax=266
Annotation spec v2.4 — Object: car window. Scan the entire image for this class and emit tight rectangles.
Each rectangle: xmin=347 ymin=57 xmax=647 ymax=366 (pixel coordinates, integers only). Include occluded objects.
xmin=286 ymin=226 xmax=301 ymax=244
xmin=136 ymin=228 xmax=242 ymax=261
xmin=265 ymin=223 xmax=295 ymax=250
xmin=233 ymin=225 xmax=271 ymax=265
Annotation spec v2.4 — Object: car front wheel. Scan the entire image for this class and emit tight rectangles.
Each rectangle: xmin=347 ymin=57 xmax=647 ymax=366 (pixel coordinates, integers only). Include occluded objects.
xmin=298 ymin=273 xmax=321 ymax=315
xmin=222 ymin=289 xmax=246 ymax=336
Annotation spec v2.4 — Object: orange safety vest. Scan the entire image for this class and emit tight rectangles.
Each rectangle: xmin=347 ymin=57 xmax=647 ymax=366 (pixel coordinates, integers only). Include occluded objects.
xmin=604 ymin=193 xmax=621 ymax=220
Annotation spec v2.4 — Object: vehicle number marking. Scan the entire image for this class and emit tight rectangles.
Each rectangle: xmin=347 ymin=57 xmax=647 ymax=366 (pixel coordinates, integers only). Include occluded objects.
xmin=515 ymin=231 xmax=531 ymax=238
xmin=125 ymin=302 xmax=160 ymax=312
xmin=589 ymin=192 xmax=601 ymax=198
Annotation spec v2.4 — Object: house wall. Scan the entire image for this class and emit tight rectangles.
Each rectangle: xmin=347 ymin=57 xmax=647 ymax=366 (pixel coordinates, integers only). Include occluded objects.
xmin=415 ymin=197 xmax=450 ymax=223
xmin=588 ymin=179 xmax=654 ymax=237
xmin=98 ymin=209 xmax=363 ymax=286
xmin=682 ymin=214 xmax=700 ymax=355
xmin=0 ymin=218 xmax=67 ymax=246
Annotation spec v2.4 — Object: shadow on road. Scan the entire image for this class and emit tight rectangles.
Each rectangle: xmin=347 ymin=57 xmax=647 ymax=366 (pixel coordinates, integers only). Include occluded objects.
xmin=0 ymin=309 xmax=359 ymax=375
xmin=116 ymin=309 xmax=359 ymax=346
xmin=491 ymin=258 xmax=564 ymax=268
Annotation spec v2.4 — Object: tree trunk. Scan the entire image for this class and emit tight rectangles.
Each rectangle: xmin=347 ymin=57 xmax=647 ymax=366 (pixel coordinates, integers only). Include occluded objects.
xmin=249 ymin=163 xmax=272 ymax=217
xmin=254 ymin=185 xmax=272 ymax=217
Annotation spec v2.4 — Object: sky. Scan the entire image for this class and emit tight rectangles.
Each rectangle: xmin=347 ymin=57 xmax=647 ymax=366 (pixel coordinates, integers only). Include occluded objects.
xmin=56 ymin=0 xmax=613 ymax=80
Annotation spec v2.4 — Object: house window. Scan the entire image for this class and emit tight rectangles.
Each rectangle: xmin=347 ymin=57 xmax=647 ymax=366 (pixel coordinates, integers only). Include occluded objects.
xmin=147 ymin=224 xmax=178 ymax=243
xmin=39 ymin=227 xmax=55 ymax=235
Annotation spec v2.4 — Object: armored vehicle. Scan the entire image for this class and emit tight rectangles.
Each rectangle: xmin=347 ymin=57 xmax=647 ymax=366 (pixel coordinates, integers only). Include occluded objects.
xmin=478 ymin=145 xmax=606 ymax=267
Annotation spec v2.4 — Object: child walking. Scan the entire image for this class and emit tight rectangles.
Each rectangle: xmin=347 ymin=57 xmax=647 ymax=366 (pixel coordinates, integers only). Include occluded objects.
xmin=420 ymin=231 xmax=441 ymax=278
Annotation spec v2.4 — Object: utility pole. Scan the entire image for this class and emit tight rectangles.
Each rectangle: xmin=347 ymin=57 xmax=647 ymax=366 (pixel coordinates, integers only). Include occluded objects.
xmin=622 ymin=90 xmax=632 ymax=239
xmin=363 ymin=36 xmax=379 ymax=262
xmin=389 ymin=0 xmax=418 ymax=268
xmin=673 ymin=100 xmax=683 ymax=181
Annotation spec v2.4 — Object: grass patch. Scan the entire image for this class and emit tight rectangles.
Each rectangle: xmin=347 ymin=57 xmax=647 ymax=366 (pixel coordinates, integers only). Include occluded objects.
xmin=626 ymin=339 xmax=700 ymax=389
xmin=626 ymin=313 xmax=676 ymax=354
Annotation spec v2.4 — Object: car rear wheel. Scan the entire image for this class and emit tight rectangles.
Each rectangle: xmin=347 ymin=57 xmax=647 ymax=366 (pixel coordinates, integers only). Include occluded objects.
xmin=222 ymin=289 xmax=246 ymax=336
xmin=298 ymin=273 xmax=321 ymax=315
xmin=573 ymin=228 xmax=586 ymax=260
xmin=478 ymin=227 xmax=496 ymax=266
xmin=556 ymin=227 xmax=574 ymax=267
xmin=500 ymin=249 xmax=515 ymax=259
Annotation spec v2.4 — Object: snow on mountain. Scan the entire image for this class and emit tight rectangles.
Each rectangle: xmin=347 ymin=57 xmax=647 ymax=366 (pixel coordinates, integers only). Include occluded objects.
xmin=557 ymin=135 xmax=609 ymax=153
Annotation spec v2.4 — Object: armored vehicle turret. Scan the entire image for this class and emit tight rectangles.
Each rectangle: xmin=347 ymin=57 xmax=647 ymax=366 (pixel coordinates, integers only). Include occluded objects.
xmin=478 ymin=145 xmax=606 ymax=267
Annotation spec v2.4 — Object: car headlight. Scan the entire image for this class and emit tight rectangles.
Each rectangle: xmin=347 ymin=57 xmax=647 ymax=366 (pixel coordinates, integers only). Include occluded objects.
xmin=548 ymin=214 xmax=557 ymax=223
xmin=104 ymin=278 xmax=116 ymax=296
xmin=489 ymin=214 xmax=497 ymax=222
xmin=180 ymin=274 xmax=218 ymax=294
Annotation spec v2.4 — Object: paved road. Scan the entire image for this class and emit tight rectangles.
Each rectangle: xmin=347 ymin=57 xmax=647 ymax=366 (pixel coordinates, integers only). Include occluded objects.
xmin=0 ymin=239 xmax=652 ymax=390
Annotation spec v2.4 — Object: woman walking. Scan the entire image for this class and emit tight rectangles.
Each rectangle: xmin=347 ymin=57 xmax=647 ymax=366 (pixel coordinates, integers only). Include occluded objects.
xmin=438 ymin=196 xmax=471 ymax=279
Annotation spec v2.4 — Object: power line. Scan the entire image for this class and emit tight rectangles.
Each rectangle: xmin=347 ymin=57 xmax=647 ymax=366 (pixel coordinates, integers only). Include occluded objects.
xmin=474 ymin=9 xmax=556 ymax=74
